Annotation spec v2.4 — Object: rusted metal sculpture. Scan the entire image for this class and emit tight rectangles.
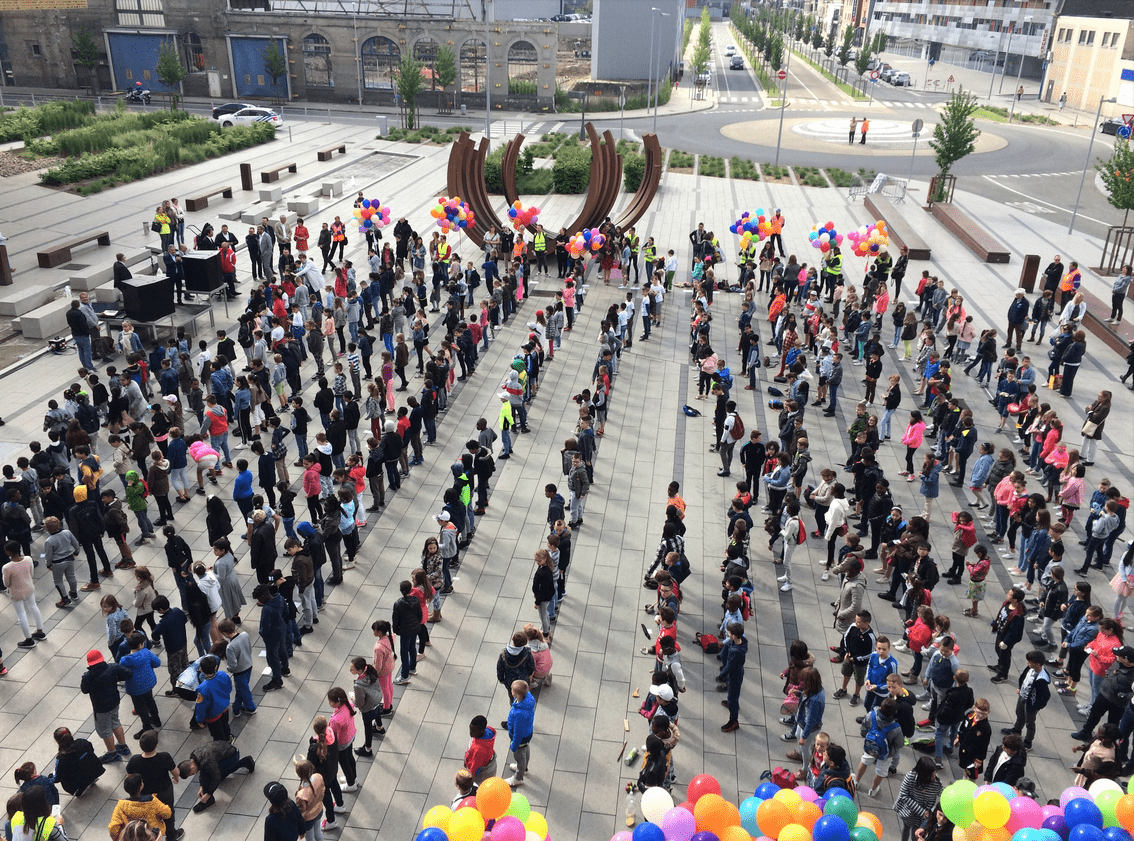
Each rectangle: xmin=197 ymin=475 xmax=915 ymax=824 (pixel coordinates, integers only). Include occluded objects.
xmin=447 ymin=123 xmax=663 ymax=245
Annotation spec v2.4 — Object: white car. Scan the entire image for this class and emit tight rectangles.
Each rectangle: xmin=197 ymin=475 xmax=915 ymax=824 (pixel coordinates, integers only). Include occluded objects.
xmin=217 ymin=107 xmax=283 ymax=128
xmin=726 ymin=45 xmax=737 ymax=56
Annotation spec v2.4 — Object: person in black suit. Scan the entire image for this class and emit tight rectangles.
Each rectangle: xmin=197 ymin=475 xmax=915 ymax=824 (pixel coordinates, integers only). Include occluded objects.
xmin=112 ymin=253 xmax=132 ymax=290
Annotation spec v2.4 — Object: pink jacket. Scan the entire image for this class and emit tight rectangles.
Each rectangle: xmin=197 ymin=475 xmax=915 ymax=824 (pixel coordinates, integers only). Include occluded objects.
xmin=993 ymin=476 xmax=1018 ymax=507
xmin=372 ymin=635 xmax=395 ymax=677
xmin=302 ymin=464 xmax=322 ymax=497
xmin=1040 ymin=427 xmax=1061 ymax=461
xmin=873 ymin=291 xmax=890 ymax=315
xmin=1060 ymin=476 xmax=1085 ymax=507
xmin=901 ymin=421 xmax=925 ymax=449
xmin=329 ymin=703 xmax=357 ymax=746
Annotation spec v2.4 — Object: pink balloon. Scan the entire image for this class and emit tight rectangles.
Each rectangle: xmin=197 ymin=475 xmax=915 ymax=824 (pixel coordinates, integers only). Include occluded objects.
xmin=1007 ymin=797 xmax=1045 ymax=833
xmin=1042 ymin=806 xmax=1064 ymax=821
xmin=795 ymin=786 xmax=819 ymax=803
xmin=1061 ymin=788 xmax=1091 ymax=809
xmin=661 ymin=806 xmax=697 ymax=841
xmin=491 ymin=816 xmax=527 ymax=841
xmin=611 ymin=834 xmax=633 ymax=841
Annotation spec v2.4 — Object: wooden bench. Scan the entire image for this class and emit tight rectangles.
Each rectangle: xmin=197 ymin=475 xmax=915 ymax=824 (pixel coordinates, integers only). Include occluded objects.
xmin=317 ymin=143 xmax=346 ymax=162
xmin=930 ymin=203 xmax=1011 ymax=264
xmin=864 ymin=194 xmax=931 ymax=261
xmin=37 ymin=230 xmax=111 ymax=268
xmin=261 ymin=162 xmax=297 ymax=183
xmin=185 ymin=186 xmax=234 ymax=213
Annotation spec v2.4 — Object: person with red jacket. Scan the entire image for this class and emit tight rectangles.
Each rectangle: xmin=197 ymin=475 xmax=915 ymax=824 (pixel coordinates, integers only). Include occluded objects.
xmin=464 ymin=715 xmax=497 ymax=783
xmin=219 ymin=242 xmax=238 ymax=299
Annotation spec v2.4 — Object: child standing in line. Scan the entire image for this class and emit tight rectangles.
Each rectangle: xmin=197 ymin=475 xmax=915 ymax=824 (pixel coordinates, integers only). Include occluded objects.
xmin=1060 ymin=464 xmax=1087 ymax=524
xmin=1059 ymin=604 xmax=1102 ymax=698
xmin=963 ymin=545 xmax=992 ymax=618
xmin=327 ymin=688 xmax=358 ymax=792
xmin=349 ymin=657 xmax=385 ymax=756
xmin=371 ymin=620 xmax=395 ymax=715
xmin=524 ymin=624 xmax=554 ymax=687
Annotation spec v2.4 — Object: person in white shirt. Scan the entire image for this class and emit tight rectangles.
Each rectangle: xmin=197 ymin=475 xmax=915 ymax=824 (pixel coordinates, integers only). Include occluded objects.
xmin=639 ymin=288 xmax=652 ymax=341
xmin=664 ymin=250 xmax=679 ymax=292
xmin=650 ymin=277 xmax=665 ymax=326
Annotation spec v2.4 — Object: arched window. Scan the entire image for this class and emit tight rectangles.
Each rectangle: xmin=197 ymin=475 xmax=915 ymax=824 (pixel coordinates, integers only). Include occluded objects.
xmin=460 ymin=39 xmax=485 ymax=93
xmin=303 ymin=33 xmax=332 ymax=88
xmin=413 ymin=36 xmax=438 ymax=89
xmin=183 ymin=31 xmax=204 ymax=73
xmin=361 ymin=36 xmax=398 ymax=90
xmin=507 ymin=40 xmax=537 ymax=96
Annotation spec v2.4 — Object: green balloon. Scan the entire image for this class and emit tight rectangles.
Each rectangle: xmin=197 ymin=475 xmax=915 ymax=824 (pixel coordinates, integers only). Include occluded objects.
xmin=942 ymin=781 xmax=978 ymax=829
xmin=825 ymin=796 xmax=859 ymax=826
xmin=504 ymin=792 xmax=531 ymax=823
xmin=1098 ymin=790 xmax=1122 ymax=826
xmin=851 ymin=826 xmax=879 ymax=841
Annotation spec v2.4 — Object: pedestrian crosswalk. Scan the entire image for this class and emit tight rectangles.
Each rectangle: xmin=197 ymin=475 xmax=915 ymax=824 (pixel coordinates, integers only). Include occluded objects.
xmin=986 ymin=172 xmax=1080 ymax=179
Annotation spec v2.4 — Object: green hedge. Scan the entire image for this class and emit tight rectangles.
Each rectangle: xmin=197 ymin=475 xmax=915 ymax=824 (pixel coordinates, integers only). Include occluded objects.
xmin=699 ymin=155 xmax=726 ymax=177
xmin=623 ymin=152 xmax=645 ymax=191
xmin=484 ymin=146 xmax=505 ymax=194
xmin=552 ymin=144 xmax=591 ymax=194
xmin=669 ymin=150 xmax=694 ymax=168
xmin=730 ymin=157 xmax=759 ymax=180
xmin=0 ymin=99 xmax=96 ymax=142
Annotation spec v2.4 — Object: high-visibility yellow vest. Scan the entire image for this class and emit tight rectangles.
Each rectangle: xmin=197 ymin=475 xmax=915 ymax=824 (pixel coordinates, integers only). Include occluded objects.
xmin=533 ymin=232 xmax=547 ymax=252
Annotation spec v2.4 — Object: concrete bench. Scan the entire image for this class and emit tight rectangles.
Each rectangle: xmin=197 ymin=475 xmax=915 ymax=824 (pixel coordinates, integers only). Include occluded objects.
xmin=287 ymin=197 xmax=320 ymax=216
xmin=261 ymin=162 xmax=297 ymax=183
xmin=185 ymin=186 xmax=234 ymax=213
xmin=0 ymin=284 xmax=55 ymax=317
xmin=321 ymin=179 xmax=343 ymax=198
xmin=69 ymin=247 xmax=152 ymax=291
xmin=864 ymin=194 xmax=931 ymax=261
xmin=931 ymin=203 xmax=1011 ymax=264
xmin=18 ymin=297 xmax=72 ymax=340
xmin=93 ymin=283 xmax=123 ymax=304
xmin=317 ymin=143 xmax=347 ymax=162
xmin=218 ymin=208 xmax=247 ymax=222
xmin=37 ymin=230 xmax=112 ymax=268
xmin=259 ymin=187 xmax=283 ymax=203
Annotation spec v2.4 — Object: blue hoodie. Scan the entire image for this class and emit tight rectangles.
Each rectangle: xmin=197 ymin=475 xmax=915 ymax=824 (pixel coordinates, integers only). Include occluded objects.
xmin=506 ymin=692 xmax=536 ymax=752
xmin=121 ymin=648 xmax=161 ymax=696
xmin=195 ymin=669 xmax=233 ymax=723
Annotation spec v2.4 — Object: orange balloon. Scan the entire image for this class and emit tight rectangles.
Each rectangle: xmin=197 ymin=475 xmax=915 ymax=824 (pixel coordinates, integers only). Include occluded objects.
xmin=758 ymin=800 xmax=794 ymax=839
xmin=1116 ymin=795 xmax=1134 ymax=831
xmin=858 ymin=812 xmax=884 ymax=839
xmin=720 ymin=827 xmax=753 ymax=841
xmin=723 ymin=801 xmax=742 ymax=828
xmin=696 ymin=794 xmax=732 ymax=836
xmin=979 ymin=828 xmax=1010 ymax=841
xmin=794 ymin=801 xmax=823 ymax=831
xmin=474 ymin=777 xmax=512 ymax=820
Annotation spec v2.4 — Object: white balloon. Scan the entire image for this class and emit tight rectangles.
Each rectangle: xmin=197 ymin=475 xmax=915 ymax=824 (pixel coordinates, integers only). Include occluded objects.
xmin=525 ymin=832 xmax=543 ymax=841
xmin=1089 ymin=778 xmax=1123 ymax=798
xmin=641 ymin=786 xmax=675 ymax=824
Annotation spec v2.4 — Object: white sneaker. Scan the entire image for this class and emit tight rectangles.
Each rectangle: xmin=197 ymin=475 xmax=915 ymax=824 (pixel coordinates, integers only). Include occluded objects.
xmin=509 ymin=762 xmax=518 ymax=771
xmin=821 ymin=571 xmax=830 ymax=581
xmin=777 ymin=575 xmax=788 ymax=583
xmin=921 ymin=702 xmax=932 ymax=710
xmin=340 ymin=783 xmax=359 ymax=793
xmin=505 ymin=775 xmax=523 ymax=787
xmin=780 ymin=583 xmax=793 ymax=592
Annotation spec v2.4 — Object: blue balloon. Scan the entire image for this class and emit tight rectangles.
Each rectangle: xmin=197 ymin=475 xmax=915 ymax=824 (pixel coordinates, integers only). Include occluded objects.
xmin=1044 ymin=817 xmax=1070 ymax=841
xmin=814 ymin=815 xmax=852 ymax=841
xmin=362 ymin=199 xmax=371 ymax=209
xmin=1104 ymin=829 xmax=1133 ymax=841
xmin=633 ymin=823 xmax=665 ymax=841
xmin=730 ymin=224 xmax=739 ymax=234
xmin=755 ymin=782 xmax=780 ymax=800
xmin=756 ymin=208 xmax=765 ymax=216
xmin=1039 ymin=831 xmax=1064 ymax=841
xmin=809 ymin=231 xmax=818 ymax=241
xmin=993 ymin=783 xmax=1017 ymax=801
xmin=1016 ymin=830 xmax=1039 ymax=841
xmin=458 ymin=219 xmax=467 ymax=228
xmin=583 ymin=230 xmax=592 ymax=241
xmin=416 ymin=829 xmax=447 ymax=841
xmin=1065 ymin=800 xmax=1104 ymax=830
xmin=1069 ymin=826 xmax=1105 ymax=841
xmin=740 ymin=798 xmax=763 ymax=837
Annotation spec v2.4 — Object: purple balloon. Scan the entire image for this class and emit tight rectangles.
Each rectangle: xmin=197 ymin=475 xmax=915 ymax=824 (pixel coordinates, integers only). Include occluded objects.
xmin=1044 ymin=816 xmax=1070 ymax=841
xmin=691 ymin=833 xmax=720 ymax=841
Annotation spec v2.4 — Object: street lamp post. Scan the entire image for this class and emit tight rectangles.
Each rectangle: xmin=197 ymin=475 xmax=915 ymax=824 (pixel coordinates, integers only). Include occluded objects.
xmin=653 ymin=10 xmax=671 ymax=135
xmin=998 ymin=23 xmax=1016 ymax=95
xmin=1007 ymin=16 xmax=1032 ymax=122
xmin=647 ymin=7 xmax=659 ymax=123
xmin=987 ymin=25 xmax=1007 ymax=101
xmin=774 ymin=41 xmax=792 ymax=166
xmin=1068 ymin=95 xmax=1116 ymax=235
xmin=484 ymin=0 xmax=492 ymax=139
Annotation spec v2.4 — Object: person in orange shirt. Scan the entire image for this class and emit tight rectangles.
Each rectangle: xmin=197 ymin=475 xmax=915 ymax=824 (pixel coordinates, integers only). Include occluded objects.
xmin=770 ymin=209 xmax=786 ymax=257
xmin=860 ymin=118 xmax=870 ymax=145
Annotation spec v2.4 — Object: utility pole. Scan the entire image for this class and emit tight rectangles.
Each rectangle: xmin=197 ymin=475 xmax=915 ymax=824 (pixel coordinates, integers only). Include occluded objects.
xmin=484 ymin=0 xmax=492 ymax=139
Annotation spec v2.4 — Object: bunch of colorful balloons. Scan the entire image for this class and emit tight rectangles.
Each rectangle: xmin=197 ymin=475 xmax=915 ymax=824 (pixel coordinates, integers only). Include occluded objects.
xmin=729 ymin=211 xmax=770 ymax=252
xmin=430 ymin=196 xmax=476 ymax=234
xmin=612 ymin=773 xmax=884 ymax=841
xmin=416 ymin=777 xmax=548 ymax=841
xmin=845 ymin=221 xmax=889 ymax=258
xmin=566 ymin=228 xmax=605 ymax=258
xmin=940 ymin=778 xmax=1134 ymax=841
xmin=353 ymin=198 xmax=391 ymax=234
xmin=809 ymin=221 xmax=843 ymax=253
xmin=507 ymin=201 xmax=540 ymax=233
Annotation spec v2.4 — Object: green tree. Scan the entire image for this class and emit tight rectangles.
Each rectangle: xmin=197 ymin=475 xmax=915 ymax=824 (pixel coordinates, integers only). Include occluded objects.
xmin=72 ymin=28 xmax=101 ymax=94
xmin=395 ymin=53 xmax=425 ymax=130
xmin=770 ymin=36 xmax=784 ymax=72
xmin=1098 ymin=138 xmax=1134 ymax=228
xmin=262 ymin=41 xmax=288 ymax=106
xmin=824 ymin=29 xmax=835 ymax=58
xmin=729 ymin=1 xmax=744 ymax=21
xmin=929 ymin=87 xmax=980 ymax=201
xmin=854 ymin=45 xmax=872 ymax=76
xmin=154 ymin=41 xmax=185 ymax=110
xmin=433 ymin=45 xmax=457 ymax=112
xmin=877 ymin=30 xmax=888 ymax=52
xmin=691 ymin=42 xmax=711 ymax=76
xmin=794 ymin=14 xmax=805 ymax=42
xmin=838 ymin=25 xmax=853 ymax=66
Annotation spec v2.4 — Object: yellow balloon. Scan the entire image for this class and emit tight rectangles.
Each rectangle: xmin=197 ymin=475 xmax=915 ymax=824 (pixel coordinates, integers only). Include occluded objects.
xmin=422 ymin=805 xmax=452 ymax=832
xmin=974 ymin=792 xmax=1010 ymax=829
xmin=781 ymin=823 xmax=812 ymax=841
xmin=526 ymin=812 xmax=549 ymax=839
xmin=448 ymin=807 xmax=485 ymax=841
xmin=721 ymin=827 xmax=754 ymax=841
xmin=858 ymin=812 xmax=884 ymax=838
xmin=979 ymin=829 xmax=1010 ymax=841
xmin=774 ymin=789 xmax=803 ymax=811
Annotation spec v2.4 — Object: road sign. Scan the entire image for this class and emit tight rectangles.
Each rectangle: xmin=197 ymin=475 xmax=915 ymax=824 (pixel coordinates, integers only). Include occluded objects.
xmin=778 ymin=69 xmax=787 ymax=81
xmin=870 ymin=70 xmax=880 ymax=80
xmin=947 ymin=74 xmax=955 ymax=83
xmin=912 ymin=118 xmax=924 ymax=134
xmin=618 ymin=85 xmax=626 ymax=110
